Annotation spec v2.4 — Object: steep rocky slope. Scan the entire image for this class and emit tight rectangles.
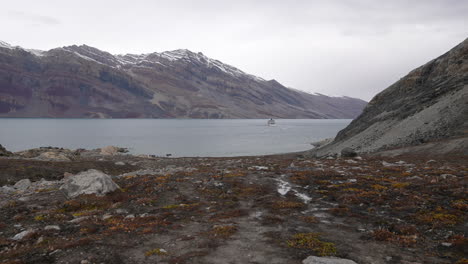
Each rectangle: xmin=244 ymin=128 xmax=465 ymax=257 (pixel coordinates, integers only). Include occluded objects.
xmin=0 ymin=42 xmax=366 ymax=118
xmin=312 ymin=38 xmax=468 ymax=156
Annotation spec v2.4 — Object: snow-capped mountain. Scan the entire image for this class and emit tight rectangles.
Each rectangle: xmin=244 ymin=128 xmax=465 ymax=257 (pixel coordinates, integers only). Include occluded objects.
xmin=0 ymin=41 xmax=367 ymax=118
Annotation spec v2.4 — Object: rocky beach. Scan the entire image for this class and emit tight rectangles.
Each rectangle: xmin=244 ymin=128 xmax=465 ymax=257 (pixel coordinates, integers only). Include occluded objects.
xmin=0 ymin=145 xmax=466 ymax=264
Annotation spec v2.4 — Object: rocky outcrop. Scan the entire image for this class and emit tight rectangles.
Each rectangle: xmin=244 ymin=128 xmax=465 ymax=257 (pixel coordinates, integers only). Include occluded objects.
xmin=0 ymin=42 xmax=367 ymax=119
xmin=60 ymin=169 xmax=119 ymax=198
xmin=312 ymin=38 xmax=468 ymax=157
xmin=38 ymin=151 xmax=71 ymax=162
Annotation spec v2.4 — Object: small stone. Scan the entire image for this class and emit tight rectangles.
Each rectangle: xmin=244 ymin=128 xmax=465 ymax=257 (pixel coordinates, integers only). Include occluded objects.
xmin=18 ymin=196 xmax=30 ymax=202
xmin=345 ymin=159 xmax=358 ymax=164
xmin=382 ymin=161 xmax=394 ymax=167
xmin=115 ymin=208 xmax=128 ymax=214
xmin=12 ymin=229 xmax=35 ymax=240
xmin=441 ymin=242 xmax=452 ymax=247
xmin=440 ymin=174 xmax=456 ymax=179
xmin=81 ymin=260 xmax=90 ymax=264
xmin=102 ymin=214 xmax=113 ymax=220
xmin=125 ymin=214 xmax=135 ymax=219
xmin=36 ymin=236 xmax=45 ymax=244
xmin=44 ymin=225 xmax=61 ymax=231
xmin=115 ymin=161 xmax=125 ymax=166
xmin=69 ymin=216 xmax=89 ymax=224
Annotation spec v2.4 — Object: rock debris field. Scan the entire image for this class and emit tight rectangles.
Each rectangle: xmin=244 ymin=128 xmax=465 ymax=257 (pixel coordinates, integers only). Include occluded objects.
xmin=0 ymin=146 xmax=466 ymax=264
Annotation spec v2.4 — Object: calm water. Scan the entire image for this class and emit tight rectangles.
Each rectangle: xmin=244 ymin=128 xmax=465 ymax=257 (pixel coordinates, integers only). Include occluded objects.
xmin=0 ymin=119 xmax=351 ymax=157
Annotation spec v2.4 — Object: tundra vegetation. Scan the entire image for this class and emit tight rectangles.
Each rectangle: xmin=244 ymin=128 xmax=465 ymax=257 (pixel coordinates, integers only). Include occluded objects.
xmin=0 ymin=148 xmax=466 ymax=263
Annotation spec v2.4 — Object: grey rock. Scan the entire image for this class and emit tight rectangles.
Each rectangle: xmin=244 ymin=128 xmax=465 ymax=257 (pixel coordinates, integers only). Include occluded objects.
xmin=302 ymin=256 xmax=357 ymax=264
xmin=440 ymin=174 xmax=456 ymax=179
xmin=60 ymin=169 xmax=119 ymax=198
xmin=341 ymin=147 xmax=357 ymax=157
xmin=44 ymin=225 xmax=61 ymax=231
xmin=100 ymin=146 xmax=127 ymax=156
xmin=100 ymin=146 xmax=119 ymax=155
xmin=115 ymin=161 xmax=125 ymax=166
xmin=14 ymin=179 xmax=32 ymax=190
xmin=12 ymin=229 xmax=35 ymax=240
xmin=115 ymin=208 xmax=129 ymax=214
xmin=102 ymin=214 xmax=113 ymax=220
xmin=69 ymin=216 xmax=89 ymax=224
xmin=1 ymin=186 xmax=15 ymax=193
xmin=18 ymin=196 xmax=31 ymax=202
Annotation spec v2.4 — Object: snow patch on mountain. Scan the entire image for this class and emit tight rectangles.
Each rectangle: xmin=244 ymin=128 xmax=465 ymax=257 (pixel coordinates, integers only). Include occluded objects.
xmin=0 ymin=41 xmax=15 ymax=50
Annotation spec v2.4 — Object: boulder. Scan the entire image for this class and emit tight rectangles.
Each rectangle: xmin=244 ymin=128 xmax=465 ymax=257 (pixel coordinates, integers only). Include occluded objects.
xmin=60 ymin=169 xmax=119 ymax=198
xmin=0 ymin=144 xmax=12 ymax=156
xmin=100 ymin=146 xmax=119 ymax=155
xmin=303 ymin=256 xmax=357 ymax=264
xmin=14 ymin=179 xmax=32 ymax=190
xmin=341 ymin=147 xmax=357 ymax=157
xmin=38 ymin=151 xmax=71 ymax=162
xmin=100 ymin=146 xmax=127 ymax=156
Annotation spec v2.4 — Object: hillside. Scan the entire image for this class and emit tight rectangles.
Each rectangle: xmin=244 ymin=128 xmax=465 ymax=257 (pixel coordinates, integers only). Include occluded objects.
xmin=311 ymin=38 xmax=468 ymax=156
xmin=0 ymin=42 xmax=366 ymax=119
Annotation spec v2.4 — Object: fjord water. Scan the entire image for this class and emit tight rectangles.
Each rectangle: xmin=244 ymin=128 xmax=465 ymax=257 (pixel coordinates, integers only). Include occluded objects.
xmin=0 ymin=119 xmax=351 ymax=157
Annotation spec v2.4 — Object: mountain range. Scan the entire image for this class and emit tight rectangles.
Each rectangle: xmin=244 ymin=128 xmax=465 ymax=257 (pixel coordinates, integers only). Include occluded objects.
xmin=0 ymin=41 xmax=366 ymax=119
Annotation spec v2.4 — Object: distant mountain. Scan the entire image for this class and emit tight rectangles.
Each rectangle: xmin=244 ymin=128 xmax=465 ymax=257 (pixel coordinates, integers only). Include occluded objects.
xmin=0 ymin=41 xmax=366 ymax=118
xmin=312 ymin=38 xmax=468 ymax=156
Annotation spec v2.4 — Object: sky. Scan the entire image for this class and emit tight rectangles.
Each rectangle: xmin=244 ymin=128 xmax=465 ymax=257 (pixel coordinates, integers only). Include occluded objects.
xmin=1 ymin=0 xmax=467 ymax=101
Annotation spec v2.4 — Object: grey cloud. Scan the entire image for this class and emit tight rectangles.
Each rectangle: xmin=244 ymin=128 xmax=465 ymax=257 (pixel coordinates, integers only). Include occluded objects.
xmin=0 ymin=0 xmax=467 ymax=100
xmin=8 ymin=11 xmax=61 ymax=25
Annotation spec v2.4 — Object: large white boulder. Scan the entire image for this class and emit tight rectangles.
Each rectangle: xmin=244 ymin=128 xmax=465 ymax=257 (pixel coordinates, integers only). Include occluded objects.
xmin=60 ymin=169 xmax=119 ymax=198
xmin=303 ymin=256 xmax=357 ymax=264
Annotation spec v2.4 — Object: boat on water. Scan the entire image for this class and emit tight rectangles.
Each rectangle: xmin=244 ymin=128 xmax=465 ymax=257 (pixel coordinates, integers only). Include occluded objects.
xmin=267 ymin=118 xmax=276 ymax=126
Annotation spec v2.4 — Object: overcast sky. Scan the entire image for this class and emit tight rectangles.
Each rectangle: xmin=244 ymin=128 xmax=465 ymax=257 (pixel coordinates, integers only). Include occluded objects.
xmin=1 ymin=0 xmax=467 ymax=101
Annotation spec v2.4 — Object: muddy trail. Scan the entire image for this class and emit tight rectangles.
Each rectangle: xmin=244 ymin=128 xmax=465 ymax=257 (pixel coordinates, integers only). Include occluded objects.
xmin=0 ymin=149 xmax=466 ymax=264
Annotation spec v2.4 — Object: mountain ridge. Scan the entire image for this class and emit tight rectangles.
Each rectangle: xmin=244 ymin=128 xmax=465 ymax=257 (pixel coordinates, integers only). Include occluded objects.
xmin=0 ymin=41 xmax=367 ymax=119
xmin=311 ymin=37 xmax=468 ymax=156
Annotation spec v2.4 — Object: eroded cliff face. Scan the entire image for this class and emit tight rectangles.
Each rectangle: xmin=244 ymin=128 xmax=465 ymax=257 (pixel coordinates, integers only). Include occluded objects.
xmin=313 ymin=38 xmax=468 ymax=156
xmin=0 ymin=42 xmax=367 ymax=119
